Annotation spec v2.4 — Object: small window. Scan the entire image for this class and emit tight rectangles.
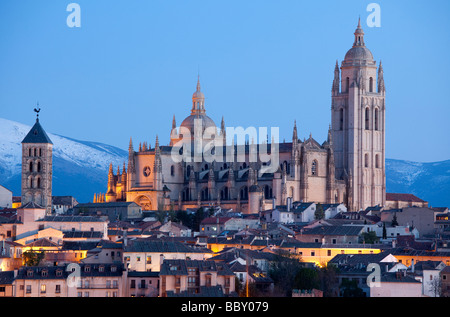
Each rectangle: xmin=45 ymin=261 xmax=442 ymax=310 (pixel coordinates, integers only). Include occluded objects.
xmin=365 ymin=107 xmax=370 ymax=130
xmin=311 ymin=160 xmax=318 ymax=176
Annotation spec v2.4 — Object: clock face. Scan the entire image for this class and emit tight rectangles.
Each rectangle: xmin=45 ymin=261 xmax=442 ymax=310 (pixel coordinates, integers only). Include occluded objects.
xmin=143 ymin=166 xmax=152 ymax=177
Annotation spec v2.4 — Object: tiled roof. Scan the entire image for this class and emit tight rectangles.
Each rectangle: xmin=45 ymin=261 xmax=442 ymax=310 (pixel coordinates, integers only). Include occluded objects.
xmin=20 ymin=201 xmax=44 ymax=209
xmin=21 ymin=120 xmax=53 ymax=144
xmin=386 ymin=193 xmax=426 ymax=202
xmin=124 ymin=239 xmax=202 ymax=253
xmin=63 ymin=231 xmax=104 ymax=239
xmin=25 ymin=238 xmax=59 ymax=248
xmin=37 ymin=215 xmax=104 ymax=222
xmin=160 ymin=259 xmax=234 ymax=276
xmin=302 ymin=225 xmax=364 ymax=236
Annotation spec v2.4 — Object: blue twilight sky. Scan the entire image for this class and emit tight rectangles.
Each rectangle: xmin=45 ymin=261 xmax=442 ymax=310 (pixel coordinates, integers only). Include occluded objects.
xmin=0 ymin=0 xmax=449 ymax=162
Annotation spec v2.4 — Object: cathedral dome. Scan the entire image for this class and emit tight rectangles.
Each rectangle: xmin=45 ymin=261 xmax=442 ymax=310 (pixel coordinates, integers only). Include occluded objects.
xmin=342 ymin=18 xmax=376 ymax=66
xmin=180 ymin=114 xmax=216 ymax=135
xmin=344 ymin=46 xmax=374 ymax=62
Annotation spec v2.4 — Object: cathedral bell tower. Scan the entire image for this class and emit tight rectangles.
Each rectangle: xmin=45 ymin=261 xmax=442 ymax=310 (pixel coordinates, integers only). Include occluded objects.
xmin=21 ymin=107 xmax=53 ymax=215
xmin=331 ymin=19 xmax=386 ymax=211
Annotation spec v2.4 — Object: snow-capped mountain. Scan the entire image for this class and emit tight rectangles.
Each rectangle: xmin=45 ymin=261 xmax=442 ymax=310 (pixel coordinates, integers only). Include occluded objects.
xmin=0 ymin=117 xmax=449 ymax=207
xmin=386 ymin=158 xmax=450 ymax=208
xmin=0 ymin=118 xmax=128 ymax=203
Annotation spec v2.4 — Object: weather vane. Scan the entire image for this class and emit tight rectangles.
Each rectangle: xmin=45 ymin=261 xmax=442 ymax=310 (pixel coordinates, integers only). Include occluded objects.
xmin=34 ymin=102 xmax=41 ymax=120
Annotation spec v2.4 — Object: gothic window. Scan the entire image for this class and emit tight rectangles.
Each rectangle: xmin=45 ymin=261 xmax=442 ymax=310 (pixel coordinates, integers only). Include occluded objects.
xmin=339 ymin=108 xmax=344 ymax=130
xmin=182 ymin=188 xmax=190 ymax=201
xmin=346 ymin=77 xmax=350 ymax=92
xmin=240 ymin=186 xmax=248 ymax=200
xmin=36 ymin=177 xmax=41 ymax=189
xmin=374 ymin=108 xmax=379 ymax=131
xmin=29 ymin=161 xmax=33 ymax=173
xmin=311 ymin=160 xmax=318 ymax=176
xmin=186 ymin=165 xmax=191 ymax=177
xmin=264 ymin=185 xmax=272 ymax=199
xmin=34 ymin=148 xmax=37 ymax=156
xmin=201 ymin=188 xmax=209 ymax=201
xmin=365 ymin=107 xmax=370 ymax=130
xmin=365 ymin=153 xmax=369 ymax=168
xmin=37 ymin=161 xmax=41 ymax=173
xmin=375 ymin=154 xmax=380 ymax=168
xmin=221 ymin=187 xmax=229 ymax=200
xmin=369 ymin=77 xmax=374 ymax=92
xmin=29 ymin=148 xmax=32 ymax=157
xmin=39 ymin=148 xmax=42 ymax=156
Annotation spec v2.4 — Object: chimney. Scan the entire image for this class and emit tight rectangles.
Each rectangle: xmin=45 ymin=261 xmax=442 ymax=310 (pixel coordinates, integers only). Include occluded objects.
xmin=123 ymin=230 xmax=128 ymax=247
xmin=287 ymin=197 xmax=292 ymax=212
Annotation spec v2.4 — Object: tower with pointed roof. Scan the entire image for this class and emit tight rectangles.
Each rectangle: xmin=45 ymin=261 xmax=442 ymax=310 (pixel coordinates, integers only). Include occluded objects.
xmin=21 ymin=108 xmax=53 ymax=215
xmin=331 ymin=19 xmax=386 ymax=211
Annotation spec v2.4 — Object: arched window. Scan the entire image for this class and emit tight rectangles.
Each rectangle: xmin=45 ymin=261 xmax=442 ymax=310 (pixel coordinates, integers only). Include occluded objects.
xmin=240 ymin=186 xmax=248 ymax=200
xmin=365 ymin=153 xmax=369 ymax=168
xmin=29 ymin=161 xmax=33 ymax=172
xmin=374 ymin=108 xmax=379 ymax=131
xmin=183 ymin=188 xmax=190 ymax=201
xmin=36 ymin=177 xmax=41 ymax=189
xmin=311 ymin=160 xmax=318 ymax=176
xmin=375 ymin=154 xmax=380 ymax=168
xmin=264 ymin=185 xmax=272 ymax=199
xmin=346 ymin=77 xmax=350 ymax=92
xmin=365 ymin=107 xmax=370 ymax=130
xmin=221 ymin=187 xmax=229 ymax=200
xmin=29 ymin=148 xmax=32 ymax=157
xmin=186 ymin=165 xmax=191 ymax=178
xmin=339 ymin=108 xmax=344 ymax=130
xmin=201 ymin=188 xmax=209 ymax=201
xmin=369 ymin=77 xmax=374 ymax=92
xmin=170 ymin=165 xmax=175 ymax=176
xmin=34 ymin=148 xmax=37 ymax=156
xmin=37 ymin=161 xmax=41 ymax=173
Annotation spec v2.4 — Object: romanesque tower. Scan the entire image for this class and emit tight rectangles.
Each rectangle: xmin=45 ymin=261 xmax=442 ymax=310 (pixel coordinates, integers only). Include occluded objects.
xmin=331 ymin=19 xmax=386 ymax=211
xmin=21 ymin=109 xmax=53 ymax=214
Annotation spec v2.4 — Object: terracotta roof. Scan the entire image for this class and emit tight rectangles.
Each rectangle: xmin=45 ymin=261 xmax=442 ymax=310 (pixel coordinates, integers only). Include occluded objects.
xmin=25 ymin=238 xmax=59 ymax=248
xmin=201 ymin=217 xmax=232 ymax=225
xmin=386 ymin=193 xmax=426 ymax=202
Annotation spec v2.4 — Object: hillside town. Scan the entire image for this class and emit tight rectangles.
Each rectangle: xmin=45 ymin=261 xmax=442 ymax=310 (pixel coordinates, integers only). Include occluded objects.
xmin=1 ymin=177 xmax=450 ymax=297
xmin=0 ymin=18 xmax=449 ymax=299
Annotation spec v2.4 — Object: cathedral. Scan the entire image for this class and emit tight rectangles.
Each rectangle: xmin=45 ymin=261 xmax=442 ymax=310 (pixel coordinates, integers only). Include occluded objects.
xmin=103 ymin=20 xmax=386 ymax=213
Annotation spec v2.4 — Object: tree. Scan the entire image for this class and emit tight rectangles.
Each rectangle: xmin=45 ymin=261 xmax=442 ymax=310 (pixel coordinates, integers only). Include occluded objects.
xmin=340 ymin=278 xmax=365 ymax=297
xmin=294 ymin=268 xmax=320 ymax=291
xmin=23 ymin=250 xmax=44 ymax=266
xmin=360 ymin=231 xmax=379 ymax=244
xmin=315 ymin=203 xmax=325 ymax=220
xmin=391 ymin=213 xmax=399 ymax=227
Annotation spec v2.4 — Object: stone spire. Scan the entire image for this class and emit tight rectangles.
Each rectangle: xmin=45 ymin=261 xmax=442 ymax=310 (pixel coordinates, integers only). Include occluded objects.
xmin=332 ymin=60 xmax=340 ymax=93
xmin=191 ymin=75 xmax=206 ymax=115
xmin=378 ymin=60 xmax=385 ymax=93
xmin=353 ymin=17 xmax=365 ymax=47
xmin=292 ymin=120 xmax=298 ymax=142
